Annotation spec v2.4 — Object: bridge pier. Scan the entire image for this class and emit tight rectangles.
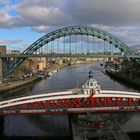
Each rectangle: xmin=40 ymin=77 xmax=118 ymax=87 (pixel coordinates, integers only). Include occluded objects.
xmin=107 ymin=57 xmax=113 ymax=61
xmin=0 ymin=58 xmax=3 ymax=83
xmin=0 ymin=45 xmax=6 ymax=83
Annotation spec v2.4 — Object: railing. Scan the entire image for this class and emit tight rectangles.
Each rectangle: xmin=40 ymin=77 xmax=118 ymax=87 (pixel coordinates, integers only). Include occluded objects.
xmin=1 ymin=88 xmax=80 ymax=101
xmin=0 ymin=89 xmax=140 ymax=110
xmin=1 ymin=90 xmax=140 ymax=103
xmin=0 ymin=53 xmax=140 ymax=58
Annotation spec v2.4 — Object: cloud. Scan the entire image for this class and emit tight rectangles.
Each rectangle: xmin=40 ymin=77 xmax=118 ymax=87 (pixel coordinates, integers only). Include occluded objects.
xmin=0 ymin=8 xmax=13 ymax=28
xmin=0 ymin=6 xmax=25 ymax=28
xmin=13 ymin=0 xmax=140 ymax=43
xmin=114 ymin=31 xmax=140 ymax=46
xmin=87 ymin=24 xmax=140 ymax=45
xmin=0 ymin=0 xmax=9 ymax=4
xmin=0 ymin=39 xmax=23 ymax=44
xmin=0 ymin=0 xmax=140 ymax=45
xmin=62 ymin=0 xmax=140 ymax=26
xmin=1 ymin=0 xmax=140 ymax=29
xmin=14 ymin=0 xmax=72 ymax=29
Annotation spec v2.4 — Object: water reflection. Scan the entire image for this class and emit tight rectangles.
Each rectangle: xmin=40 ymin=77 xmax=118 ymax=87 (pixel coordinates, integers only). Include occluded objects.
xmin=29 ymin=115 xmax=70 ymax=136
xmin=4 ymin=115 xmax=70 ymax=136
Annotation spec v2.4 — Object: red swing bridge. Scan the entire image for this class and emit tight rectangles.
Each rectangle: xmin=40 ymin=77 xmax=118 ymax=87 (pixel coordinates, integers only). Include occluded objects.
xmin=0 ymin=77 xmax=140 ymax=116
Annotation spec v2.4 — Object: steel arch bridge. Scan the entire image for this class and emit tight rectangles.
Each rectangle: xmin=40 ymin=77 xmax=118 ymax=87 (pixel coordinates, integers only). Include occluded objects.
xmin=4 ymin=25 xmax=137 ymax=78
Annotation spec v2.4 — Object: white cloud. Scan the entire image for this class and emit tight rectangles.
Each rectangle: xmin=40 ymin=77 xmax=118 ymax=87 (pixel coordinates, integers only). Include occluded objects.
xmin=113 ymin=30 xmax=140 ymax=46
xmin=0 ymin=39 xmax=23 ymax=44
xmin=0 ymin=0 xmax=9 ymax=4
xmin=14 ymin=0 xmax=72 ymax=28
xmin=32 ymin=25 xmax=50 ymax=32
xmin=1 ymin=0 xmax=140 ymax=29
xmin=0 ymin=8 xmax=14 ymax=28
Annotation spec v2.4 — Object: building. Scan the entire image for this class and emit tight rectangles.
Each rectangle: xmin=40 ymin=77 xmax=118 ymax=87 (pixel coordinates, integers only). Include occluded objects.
xmin=7 ymin=50 xmax=20 ymax=55
xmin=29 ymin=57 xmax=47 ymax=72
xmin=12 ymin=57 xmax=47 ymax=78
xmin=0 ymin=45 xmax=6 ymax=54
xmin=0 ymin=45 xmax=6 ymax=83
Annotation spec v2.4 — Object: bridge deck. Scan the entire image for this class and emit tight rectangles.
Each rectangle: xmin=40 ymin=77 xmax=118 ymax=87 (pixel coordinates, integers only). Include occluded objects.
xmin=0 ymin=53 xmax=140 ymax=58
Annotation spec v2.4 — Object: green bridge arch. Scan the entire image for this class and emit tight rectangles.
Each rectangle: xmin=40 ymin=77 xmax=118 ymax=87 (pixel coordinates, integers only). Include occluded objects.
xmin=4 ymin=25 xmax=135 ymax=78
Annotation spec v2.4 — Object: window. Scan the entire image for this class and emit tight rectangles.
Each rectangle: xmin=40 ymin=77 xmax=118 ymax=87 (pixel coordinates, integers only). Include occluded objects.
xmin=90 ymin=82 xmax=93 ymax=86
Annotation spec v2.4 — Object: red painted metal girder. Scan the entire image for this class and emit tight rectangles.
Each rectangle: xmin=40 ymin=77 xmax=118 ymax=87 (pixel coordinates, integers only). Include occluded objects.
xmin=19 ymin=103 xmax=29 ymax=110
xmin=106 ymin=97 xmax=115 ymax=107
xmin=116 ymin=97 xmax=127 ymax=107
xmin=2 ymin=96 xmax=140 ymax=112
xmin=31 ymin=101 xmax=43 ymax=109
xmin=70 ymin=98 xmax=83 ymax=108
xmin=128 ymin=98 xmax=139 ymax=106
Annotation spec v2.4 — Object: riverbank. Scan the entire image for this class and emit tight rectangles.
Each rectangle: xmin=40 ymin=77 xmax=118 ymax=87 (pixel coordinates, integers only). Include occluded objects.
xmin=46 ymin=63 xmax=68 ymax=73
xmin=0 ymin=63 xmax=68 ymax=94
xmin=105 ymin=69 xmax=140 ymax=89
xmin=0 ymin=76 xmax=40 ymax=93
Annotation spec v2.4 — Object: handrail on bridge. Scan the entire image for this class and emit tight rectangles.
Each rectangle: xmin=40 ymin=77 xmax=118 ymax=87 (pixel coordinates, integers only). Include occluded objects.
xmin=0 ymin=89 xmax=140 ymax=103
xmin=0 ymin=89 xmax=140 ymax=109
xmin=0 ymin=88 xmax=81 ymax=105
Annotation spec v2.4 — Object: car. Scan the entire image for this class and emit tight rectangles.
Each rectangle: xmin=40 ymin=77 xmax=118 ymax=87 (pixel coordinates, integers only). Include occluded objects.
xmin=19 ymin=77 xmax=24 ymax=80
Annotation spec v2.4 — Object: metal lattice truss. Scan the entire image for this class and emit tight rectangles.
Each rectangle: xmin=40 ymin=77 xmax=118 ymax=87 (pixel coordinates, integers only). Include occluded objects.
xmin=1 ymin=90 xmax=140 ymax=115
xmin=4 ymin=25 xmax=136 ymax=78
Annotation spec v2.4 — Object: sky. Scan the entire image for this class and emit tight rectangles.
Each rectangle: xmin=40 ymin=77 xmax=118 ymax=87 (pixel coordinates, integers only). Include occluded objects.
xmin=0 ymin=0 xmax=140 ymax=51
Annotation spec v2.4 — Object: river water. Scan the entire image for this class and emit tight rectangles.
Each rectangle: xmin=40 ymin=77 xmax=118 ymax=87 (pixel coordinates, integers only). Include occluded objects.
xmin=3 ymin=62 xmax=140 ymax=137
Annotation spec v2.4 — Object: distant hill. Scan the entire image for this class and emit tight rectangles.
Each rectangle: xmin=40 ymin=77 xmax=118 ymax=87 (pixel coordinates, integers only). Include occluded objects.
xmin=130 ymin=45 xmax=140 ymax=53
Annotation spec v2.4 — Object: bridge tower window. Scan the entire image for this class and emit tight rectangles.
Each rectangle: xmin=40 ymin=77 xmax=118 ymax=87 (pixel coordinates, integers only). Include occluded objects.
xmin=90 ymin=82 xmax=93 ymax=86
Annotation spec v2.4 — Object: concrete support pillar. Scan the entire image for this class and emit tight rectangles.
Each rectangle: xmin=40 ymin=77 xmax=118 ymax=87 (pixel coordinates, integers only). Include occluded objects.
xmin=0 ymin=58 xmax=3 ymax=83
xmin=107 ymin=57 xmax=113 ymax=61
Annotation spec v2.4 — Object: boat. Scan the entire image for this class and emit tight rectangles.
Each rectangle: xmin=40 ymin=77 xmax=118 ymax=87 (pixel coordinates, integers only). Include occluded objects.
xmin=47 ymin=72 xmax=53 ymax=77
xmin=52 ymin=70 xmax=57 ymax=73
xmin=82 ymin=71 xmax=101 ymax=95
xmin=100 ymin=63 xmax=103 ymax=66
xmin=36 ymin=70 xmax=47 ymax=79
xmin=36 ymin=74 xmax=47 ymax=79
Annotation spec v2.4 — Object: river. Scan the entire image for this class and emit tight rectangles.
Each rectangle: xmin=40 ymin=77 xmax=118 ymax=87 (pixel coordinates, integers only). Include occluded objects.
xmin=2 ymin=62 xmax=140 ymax=137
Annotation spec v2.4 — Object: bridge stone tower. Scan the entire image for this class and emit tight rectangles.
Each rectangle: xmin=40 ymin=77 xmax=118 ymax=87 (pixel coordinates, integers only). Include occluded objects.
xmin=0 ymin=45 xmax=6 ymax=83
